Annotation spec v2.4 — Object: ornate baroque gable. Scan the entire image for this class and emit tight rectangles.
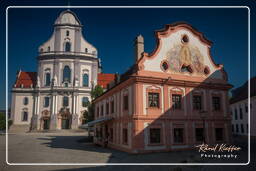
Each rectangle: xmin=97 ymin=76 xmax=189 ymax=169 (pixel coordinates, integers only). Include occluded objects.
xmin=137 ymin=23 xmax=227 ymax=81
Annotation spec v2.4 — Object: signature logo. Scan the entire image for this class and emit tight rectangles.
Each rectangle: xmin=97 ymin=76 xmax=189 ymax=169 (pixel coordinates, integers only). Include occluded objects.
xmin=195 ymin=143 xmax=241 ymax=153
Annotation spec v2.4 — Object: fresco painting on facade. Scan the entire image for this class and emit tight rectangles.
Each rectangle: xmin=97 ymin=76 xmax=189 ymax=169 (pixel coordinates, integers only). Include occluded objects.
xmin=91 ymin=22 xmax=233 ymax=153
xmin=10 ymin=10 xmax=115 ymax=131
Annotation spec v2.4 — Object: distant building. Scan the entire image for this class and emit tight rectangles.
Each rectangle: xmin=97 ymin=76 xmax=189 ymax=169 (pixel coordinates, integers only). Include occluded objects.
xmin=230 ymin=77 xmax=256 ymax=137
xmin=10 ymin=10 xmax=114 ymax=131
xmin=91 ymin=23 xmax=232 ymax=153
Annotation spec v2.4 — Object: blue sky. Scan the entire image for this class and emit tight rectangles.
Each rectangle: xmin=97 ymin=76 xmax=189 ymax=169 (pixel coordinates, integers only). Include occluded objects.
xmin=0 ymin=0 xmax=255 ymax=110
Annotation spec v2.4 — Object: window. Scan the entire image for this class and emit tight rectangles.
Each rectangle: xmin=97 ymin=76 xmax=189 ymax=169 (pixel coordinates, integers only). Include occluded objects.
xmin=212 ymin=96 xmax=221 ymax=111
xmin=106 ymin=102 xmax=109 ymax=115
xmin=162 ymin=61 xmax=169 ymax=71
xmin=235 ymin=109 xmax=238 ymax=120
xmin=23 ymin=97 xmax=29 ymax=105
xmin=195 ymin=128 xmax=204 ymax=142
xmin=85 ymin=48 xmax=88 ymax=53
xmin=149 ymin=128 xmax=161 ymax=144
xmin=22 ymin=111 xmax=28 ymax=121
xmin=123 ymin=128 xmax=128 ymax=144
xmin=97 ymin=107 xmax=99 ymax=117
xmin=45 ymin=72 xmax=51 ymax=86
xmin=47 ymin=46 xmax=50 ymax=52
xmin=181 ymin=65 xmax=193 ymax=73
xmin=63 ymin=65 xmax=71 ymax=83
xmin=193 ymin=95 xmax=202 ymax=110
xmin=83 ymin=73 xmax=89 ymax=87
xmin=232 ymin=124 xmax=234 ymax=132
xmin=123 ymin=95 xmax=128 ymax=111
xmin=241 ymin=124 xmax=244 ymax=133
xmin=246 ymin=124 xmax=248 ymax=133
xmin=110 ymin=128 xmax=113 ymax=142
xmin=82 ymin=97 xmax=89 ymax=107
xmin=245 ymin=104 xmax=248 ymax=113
xmin=101 ymin=105 xmax=104 ymax=116
xmin=44 ymin=97 xmax=50 ymax=107
xmin=66 ymin=30 xmax=69 ymax=36
xmin=215 ymin=128 xmax=223 ymax=141
xmin=240 ymin=107 xmax=243 ymax=119
xmin=148 ymin=92 xmax=159 ymax=108
xmin=174 ymin=128 xmax=184 ymax=143
xmin=236 ymin=124 xmax=239 ymax=133
xmin=181 ymin=35 xmax=189 ymax=43
xmin=172 ymin=94 xmax=182 ymax=109
xmin=65 ymin=42 xmax=71 ymax=52
xmin=111 ymin=100 xmax=114 ymax=113
xmin=63 ymin=96 xmax=69 ymax=107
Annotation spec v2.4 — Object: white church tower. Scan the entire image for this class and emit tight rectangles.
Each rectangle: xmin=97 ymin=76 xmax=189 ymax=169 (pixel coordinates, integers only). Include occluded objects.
xmin=11 ymin=10 xmax=100 ymax=130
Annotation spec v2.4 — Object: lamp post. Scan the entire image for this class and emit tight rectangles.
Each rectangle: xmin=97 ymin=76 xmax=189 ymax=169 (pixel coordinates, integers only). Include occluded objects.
xmin=200 ymin=110 xmax=207 ymax=144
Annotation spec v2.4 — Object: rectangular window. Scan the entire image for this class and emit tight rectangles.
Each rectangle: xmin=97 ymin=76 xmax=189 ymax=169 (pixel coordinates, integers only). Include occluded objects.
xmin=22 ymin=111 xmax=28 ymax=121
xmin=193 ymin=95 xmax=202 ymax=110
xmin=111 ymin=100 xmax=114 ymax=113
xmin=232 ymin=124 xmax=234 ymax=132
xmin=110 ymin=128 xmax=113 ymax=142
xmin=212 ymin=96 xmax=221 ymax=111
xmin=236 ymin=124 xmax=239 ymax=133
xmin=245 ymin=104 xmax=248 ymax=113
xmin=44 ymin=97 xmax=50 ymax=107
xmin=235 ymin=109 xmax=238 ymax=120
xmin=97 ymin=107 xmax=99 ymax=117
xmin=215 ymin=128 xmax=223 ymax=141
xmin=148 ymin=92 xmax=160 ymax=108
xmin=123 ymin=95 xmax=128 ymax=111
xmin=106 ymin=102 xmax=109 ymax=115
xmin=241 ymin=124 xmax=244 ymax=133
xmin=172 ymin=94 xmax=182 ymax=109
xmin=123 ymin=128 xmax=128 ymax=144
xmin=195 ymin=128 xmax=204 ymax=142
xmin=240 ymin=108 xmax=243 ymax=119
xmin=101 ymin=105 xmax=104 ymax=116
xmin=174 ymin=128 xmax=184 ymax=143
xmin=149 ymin=128 xmax=161 ymax=144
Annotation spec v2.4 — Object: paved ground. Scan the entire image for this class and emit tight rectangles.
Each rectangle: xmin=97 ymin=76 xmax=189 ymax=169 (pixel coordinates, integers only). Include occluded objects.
xmin=0 ymin=132 xmax=255 ymax=171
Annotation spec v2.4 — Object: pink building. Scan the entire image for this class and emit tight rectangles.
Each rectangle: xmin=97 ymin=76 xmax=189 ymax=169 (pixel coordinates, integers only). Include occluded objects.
xmin=91 ymin=23 xmax=233 ymax=153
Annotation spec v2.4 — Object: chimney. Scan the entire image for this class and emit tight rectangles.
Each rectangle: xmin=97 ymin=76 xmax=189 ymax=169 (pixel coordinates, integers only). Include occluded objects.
xmin=134 ymin=35 xmax=144 ymax=62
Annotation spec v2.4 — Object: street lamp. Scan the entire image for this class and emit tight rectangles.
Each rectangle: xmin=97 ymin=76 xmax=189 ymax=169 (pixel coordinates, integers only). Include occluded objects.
xmin=200 ymin=110 xmax=207 ymax=144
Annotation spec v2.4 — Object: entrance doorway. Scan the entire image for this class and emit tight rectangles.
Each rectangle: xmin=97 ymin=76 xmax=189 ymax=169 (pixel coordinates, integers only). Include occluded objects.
xmin=61 ymin=119 xmax=70 ymax=129
xmin=43 ymin=119 xmax=50 ymax=130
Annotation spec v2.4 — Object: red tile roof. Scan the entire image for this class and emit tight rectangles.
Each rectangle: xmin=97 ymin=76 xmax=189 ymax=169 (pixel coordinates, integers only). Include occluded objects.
xmin=14 ymin=71 xmax=37 ymax=88
xmin=97 ymin=73 xmax=115 ymax=89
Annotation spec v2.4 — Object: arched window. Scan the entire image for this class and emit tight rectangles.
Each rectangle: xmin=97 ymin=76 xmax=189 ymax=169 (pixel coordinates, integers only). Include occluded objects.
xmin=65 ymin=42 xmax=71 ymax=52
xmin=63 ymin=96 xmax=69 ymax=107
xmin=47 ymin=46 xmax=50 ymax=52
xmin=83 ymin=73 xmax=89 ymax=87
xmin=66 ymin=30 xmax=69 ymax=36
xmin=23 ymin=97 xmax=29 ymax=105
xmin=85 ymin=48 xmax=88 ymax=53
xmin=63 ymin=66 xmax=71 ymax=83
xmin=22 ymin=111 xmax=28 ymax=121
xmin=82 ymin=97 xmax=89 ymax=107
xmin=44 ymin=97 xmax=50 ymax=107
xmin=45 ymin=72 xmax=51 ymax=86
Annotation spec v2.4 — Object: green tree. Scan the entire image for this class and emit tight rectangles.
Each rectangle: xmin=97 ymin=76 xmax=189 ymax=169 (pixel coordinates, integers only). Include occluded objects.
xmin=83 ymin=85 xmax=104 ymax=123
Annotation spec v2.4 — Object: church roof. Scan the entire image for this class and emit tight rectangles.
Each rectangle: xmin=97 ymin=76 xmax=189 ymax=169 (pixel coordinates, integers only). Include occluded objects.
xmin=230 ymin=76 xmax=256 ymax=104
xmin=54 ymin=10 xmax=82 ymax=27
xmin=97 ymin=73 xmax=116 ymax=89
xmin=14 ymin=71 xmax=37 ymax=88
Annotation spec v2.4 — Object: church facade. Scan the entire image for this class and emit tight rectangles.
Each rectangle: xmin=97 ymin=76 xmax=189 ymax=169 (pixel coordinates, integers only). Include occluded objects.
xmin=92 ymin=23 xmax=233 ymax=153
xmin=10 ymin=10 xmax=114 ymax=130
